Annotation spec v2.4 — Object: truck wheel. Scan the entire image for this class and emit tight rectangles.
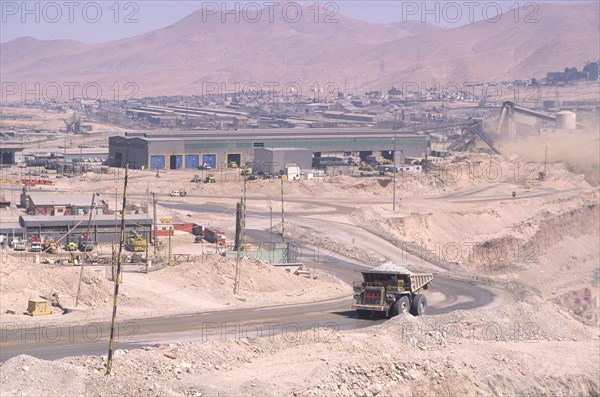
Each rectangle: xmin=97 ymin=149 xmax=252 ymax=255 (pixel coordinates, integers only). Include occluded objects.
xmin=389 ymin=296 xmax=410 ymax=318
xmin=357 ymin=310 xmax=371 ymax=319
xmin=410 ymin=294 xmax=427 ymax=316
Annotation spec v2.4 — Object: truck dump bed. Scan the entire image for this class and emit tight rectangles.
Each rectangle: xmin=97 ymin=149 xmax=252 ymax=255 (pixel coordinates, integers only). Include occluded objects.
xmin=360 ymin=271 xmax=433 ymax=293
xmin=407 ymin=273 xmax=433 ymax=293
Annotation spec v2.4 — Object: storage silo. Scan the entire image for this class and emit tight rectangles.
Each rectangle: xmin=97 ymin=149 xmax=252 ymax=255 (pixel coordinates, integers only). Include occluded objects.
xmin=556 ymin=111 xmax=576 ymax=130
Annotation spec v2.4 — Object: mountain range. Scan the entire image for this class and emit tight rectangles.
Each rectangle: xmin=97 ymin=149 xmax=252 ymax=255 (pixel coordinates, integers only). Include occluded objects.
xmin=1 ymin=2 xmax=598 ymax=99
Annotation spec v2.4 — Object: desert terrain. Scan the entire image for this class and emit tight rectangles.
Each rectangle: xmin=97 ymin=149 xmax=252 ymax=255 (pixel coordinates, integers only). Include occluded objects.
xmin=1 ymin=0 xmax=599 ymax=393
xmin=1 ymin=132 xmax=598 ymax=395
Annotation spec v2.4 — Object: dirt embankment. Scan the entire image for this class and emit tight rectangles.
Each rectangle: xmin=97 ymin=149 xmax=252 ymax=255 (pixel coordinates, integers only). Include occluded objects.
xmin=0 ymin=255 xmax=350 ymax=325
xmin=353 ymin=189 xmax=598 ymax=272
xmin=1 ymin=300 xmax=597 ymax=397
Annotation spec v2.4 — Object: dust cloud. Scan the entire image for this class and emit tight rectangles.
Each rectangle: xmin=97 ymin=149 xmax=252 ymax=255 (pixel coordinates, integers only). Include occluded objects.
xmin=494 ymin=127 xmax=600 ymax=186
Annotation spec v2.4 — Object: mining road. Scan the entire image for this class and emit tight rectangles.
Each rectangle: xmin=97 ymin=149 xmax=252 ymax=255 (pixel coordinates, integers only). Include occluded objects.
xmin=1 ymin=198 xmax=500 ymax=362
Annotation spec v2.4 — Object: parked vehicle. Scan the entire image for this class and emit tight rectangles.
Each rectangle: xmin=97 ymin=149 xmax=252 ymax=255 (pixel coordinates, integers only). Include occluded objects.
xmin=78 ymin=234 xmax=95 ymax=251
xmin=12 ymin=239 xmax=26 ymax=251
xmin=170 ymin=189 xmax=187 ymax=197
xmin=30 ymin=236 xmax=42 ymax=252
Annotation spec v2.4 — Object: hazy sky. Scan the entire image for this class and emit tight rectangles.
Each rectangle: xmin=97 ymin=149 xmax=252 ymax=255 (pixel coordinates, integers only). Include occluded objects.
xmin=0 ymin=0 xmax=589 ymax=43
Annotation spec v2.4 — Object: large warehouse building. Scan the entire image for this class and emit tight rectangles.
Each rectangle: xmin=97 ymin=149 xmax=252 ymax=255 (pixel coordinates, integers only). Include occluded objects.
xmin=108 ymin=129 xmax=430 ymax=170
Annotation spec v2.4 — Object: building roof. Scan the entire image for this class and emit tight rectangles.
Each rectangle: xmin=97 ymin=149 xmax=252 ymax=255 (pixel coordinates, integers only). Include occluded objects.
xmin=116 ymin=129 xmax=426 ymax=143
xmin=0 ymin=222 xmax=25 ymax=234
xmin=0 ymin=145 xmax=25 ymax=151
xmin=28 ymin=193 xmax=105 ymax=207
xmin=257 ymin=147 xmax=311 ymax=152
xmin=20 ymin=214 xmax=153 ymax=228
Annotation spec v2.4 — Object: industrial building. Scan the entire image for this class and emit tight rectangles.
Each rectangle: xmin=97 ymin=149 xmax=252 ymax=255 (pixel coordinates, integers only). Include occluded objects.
xmin=108 ymin=129 xmax=430 ymax=171
xmin=0 ymin=144 xmax=24 ymax=165
xmin=0 ymin=214 xmax=153 ymax=244
xmin=23 ymin=192 xmax=110 ymax=216
xmin=253 ymin=148 xmax=312 ymax=174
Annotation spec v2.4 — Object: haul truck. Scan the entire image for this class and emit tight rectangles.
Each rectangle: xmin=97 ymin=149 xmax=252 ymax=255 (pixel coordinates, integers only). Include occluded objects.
xmin=352 ymin=270 xmax=432 ymax=319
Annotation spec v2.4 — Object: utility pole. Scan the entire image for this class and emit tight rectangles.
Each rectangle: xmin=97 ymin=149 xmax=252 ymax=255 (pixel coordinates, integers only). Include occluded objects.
xmin=114 ymin=187 xmax=118 ymax=248
xmin=106 ymin=163 xmax=129 ymax=375
xmin=234 ymin=200 xmax=243 ymax=295
xmin=393 ymin=110 xmax=398 ymax=211
xmin=152 ymin=192 xmax=157 ymax=255
xmin=168 ymin=229 xmax=172 ymax=266
xmin=544 ymin=145 xmax=548 ymax=174
xmin=234 ymin=177 xmax=247 ymax=295
xmin=280 ymin=177 xmax=285 ymax=241
xmin=269 ymin=205 xmax=273 ymax=263
xmin=75 ymin=193 xmax=96 ymax=307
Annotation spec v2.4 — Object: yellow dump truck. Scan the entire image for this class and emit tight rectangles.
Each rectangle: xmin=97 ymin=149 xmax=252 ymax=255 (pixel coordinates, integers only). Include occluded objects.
xmin=352 ymin=266 xmax=432 ymax=319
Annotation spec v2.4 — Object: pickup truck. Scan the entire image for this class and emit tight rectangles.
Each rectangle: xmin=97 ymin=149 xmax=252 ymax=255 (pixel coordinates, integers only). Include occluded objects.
xmin=170 ymin=189 xmax=187 ymax=197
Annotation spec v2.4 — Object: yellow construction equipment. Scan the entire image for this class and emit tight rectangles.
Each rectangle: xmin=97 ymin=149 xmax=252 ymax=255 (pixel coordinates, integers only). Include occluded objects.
xmin=64 ymin=242 xmax=77 ymax=251
xmin=43 ymin=239 xmax=58 ymax=254
xmin=126 ymin=231 xmax=147 ymax=252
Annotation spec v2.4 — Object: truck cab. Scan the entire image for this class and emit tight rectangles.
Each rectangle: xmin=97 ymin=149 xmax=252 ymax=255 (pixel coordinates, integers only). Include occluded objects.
xmin=352 ymin=270 xmax=432 ymax=319
xmin=30 ymin=237 xmax=42 ymax=252
xmin=78 ymin=234 xmax=95 ymax=251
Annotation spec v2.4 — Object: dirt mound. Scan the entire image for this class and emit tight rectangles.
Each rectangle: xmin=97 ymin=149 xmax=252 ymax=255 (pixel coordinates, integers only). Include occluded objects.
xmin=0 ymin=254 xmax=350 ymax=325
xmin=381 ymin=300 xmax=594 ymax=345
xmin=280 ymin=222 xmax=386 ymax=265
xmin=307 ymin=359 xmax=598 ymax=397
xmin=0 ymin=262 xmax=114 ymax=314
xmin=0 ymin=355 xmax=86 ymax=397
xmin=168 ymin=257 xmax=344 ymax=296
xmin=555 ymin=287 xmax=600 ymax=325
xmin=373 ymin=262 xmax=411 ymax=273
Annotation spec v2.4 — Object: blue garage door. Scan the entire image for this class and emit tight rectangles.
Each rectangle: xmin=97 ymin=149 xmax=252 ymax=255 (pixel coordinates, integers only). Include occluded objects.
xmin=150 ymin=155 xmax=165 ymax=170
xmin=201 ymin=154 xmax=216 ymax=169
xmin=185 ymin=155 xmax=199 ymax=169
xmin=169 ymin=155 xmax=183 ymax=170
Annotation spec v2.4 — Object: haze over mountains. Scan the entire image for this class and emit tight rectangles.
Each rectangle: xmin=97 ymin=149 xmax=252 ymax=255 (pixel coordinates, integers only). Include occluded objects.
xmin=1 ymin=2 xmax=598 ymax=99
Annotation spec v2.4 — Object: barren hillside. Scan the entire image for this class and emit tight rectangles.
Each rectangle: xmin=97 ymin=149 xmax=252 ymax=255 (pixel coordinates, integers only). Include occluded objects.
xmin=1 ymin=2 xmax=598 ymax=98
